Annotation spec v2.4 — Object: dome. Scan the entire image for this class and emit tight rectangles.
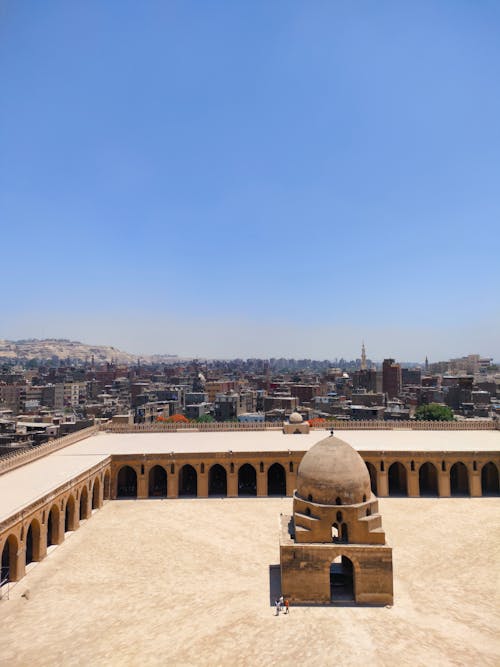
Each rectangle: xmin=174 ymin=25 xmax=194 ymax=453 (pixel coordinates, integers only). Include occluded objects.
xmin=296 ymin=435 xmax=371 ymax=505
xmin=288 ymin=411 xmax=303 ymax=424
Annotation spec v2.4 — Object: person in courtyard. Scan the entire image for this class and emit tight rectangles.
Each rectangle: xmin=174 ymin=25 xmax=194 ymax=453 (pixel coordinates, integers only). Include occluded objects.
xmin=284 ymin=598 xmax=289 ymax=614
xmin=275 ymin=599 xmax=280 ymax=615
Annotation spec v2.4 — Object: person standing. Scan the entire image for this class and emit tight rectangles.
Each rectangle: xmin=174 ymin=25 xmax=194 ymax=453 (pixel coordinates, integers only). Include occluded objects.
xmin=275 ymin=599 xmax=280 ymax=615
xmin=284 ymin=598 xmax=289 ymax=614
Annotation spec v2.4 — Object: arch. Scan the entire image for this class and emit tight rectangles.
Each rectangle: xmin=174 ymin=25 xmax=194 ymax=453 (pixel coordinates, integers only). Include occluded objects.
xmin=388 ymin=462 xmax=408 ymax=496
xmin=148 ymin=465 xmax=168 ymax=497
xmin=208 ymin=464 xmax=227 ymax=496
xmin=92 ymin=477 xmax=101 ymax=509
xmin=481 ymin=462 xmax=499 ymax=496
xmin=1 ymin=534 xmax=18 ymax=583
xmin=340 ymin=523 xmax=348 ymax=543
xmin=450 ymin=462 xmax=469 ymax=496
xmin=26 ymin=519 xmax=42 ymax=565
xmin=65 ymin=495 xmax=77 ymax=532
xmin=103 ymin=469 xmax=111 ymax=500
xmin=365 ymin=462 xmax=377 ymax=495
xmin=80 ymin=485 xmax=90 ymax=519
xmin=117 ymin=465 xmax=138 ymax=498
xmin=419 ymin=462 xmax=438 ymax=496
xmin=331 ymin=523 xmax=339 ymax=541
xmin=238 ymin=463 xmax=257 ymax=496
xmin=330 ymin=555 xmax=354 ymax=602
xmin=47 ymin=504 xmax=60 ymax=547
xmin=179 ymin=464 xmax=197 ymax=497
xmin=267 ymin=463 xmax=286 ymax=496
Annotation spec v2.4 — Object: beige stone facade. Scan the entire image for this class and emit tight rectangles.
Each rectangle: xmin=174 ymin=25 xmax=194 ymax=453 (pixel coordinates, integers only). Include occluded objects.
xmin=0 ymin=425 xmax=498 ymax=589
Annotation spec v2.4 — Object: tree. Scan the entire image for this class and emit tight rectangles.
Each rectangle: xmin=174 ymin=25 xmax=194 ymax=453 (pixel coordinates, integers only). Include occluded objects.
xmin=195 ymin=414 xmax=214 ymax=423
xmin=415 ymin=403 xmax=454 ymax=421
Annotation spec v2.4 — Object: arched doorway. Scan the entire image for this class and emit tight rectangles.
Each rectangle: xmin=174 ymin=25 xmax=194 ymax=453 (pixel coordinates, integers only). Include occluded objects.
xmin=481 ymin=462 xmax=499 ymax=496
xmin=47 ymin=505 xmax=60 ymax=547
xmin=208 ymin=464 xmax=227 ymax=496
xmin=450 ymin=462 xmax=469 ymax=496
xmin=92 ymin=478 xmax=100 ymax=509
xmin=365 ymin=462 xmax=377 ymax=495
xmin=117 ymin=466 xmax=138 ymax=498
xmin=388 ymin=462 xmax=407 ymax=496
xmin=65 ymin=495 xmax=76 ymax=532
xmin=419 ymin=462 xmax=438 ymax=496
xmin=238 ymin=464 xmax=257 ymax=496
xmin=330 ymin=555 xmax=354 ymax=602
xmin=1 ymin=535 xmax=18 ymax=583
xmin=148 ymin=465 xmax=167 ymax=497
xmin=103 ymin=470 xmax=111 ymax=500
xmin=179 ymin=464 xmax=197 ymax=496
xmin=26 ymin=519 xmax=41 ymax=565
xmin=267 ymin=463 xmax=286 ymax=496
xmin=80 ymin=486 xmax=90 ymax=519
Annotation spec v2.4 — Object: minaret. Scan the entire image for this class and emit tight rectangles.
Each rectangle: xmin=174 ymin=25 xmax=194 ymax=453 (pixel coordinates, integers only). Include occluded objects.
xmin=425 ymin=356 xmax=429 ymax=373
xmin=361 ymin=341 xmax=367 ymax=370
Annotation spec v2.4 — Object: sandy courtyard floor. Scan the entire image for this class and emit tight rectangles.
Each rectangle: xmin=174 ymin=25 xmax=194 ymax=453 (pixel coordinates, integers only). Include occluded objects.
xmin=1 ymin=498 xmax=499 ymax=667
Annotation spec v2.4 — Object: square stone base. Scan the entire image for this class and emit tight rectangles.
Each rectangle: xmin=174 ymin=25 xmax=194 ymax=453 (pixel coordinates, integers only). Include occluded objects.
xmin=279 ymin=515 xmax=393 ymax=605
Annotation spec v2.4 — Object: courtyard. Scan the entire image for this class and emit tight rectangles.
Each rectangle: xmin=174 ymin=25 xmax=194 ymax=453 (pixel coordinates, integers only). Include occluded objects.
xmin=1 ymin=497 xmax=499 ymax=666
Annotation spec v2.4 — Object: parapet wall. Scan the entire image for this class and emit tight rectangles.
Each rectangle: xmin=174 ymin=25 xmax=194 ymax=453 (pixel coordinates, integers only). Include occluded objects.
xmin=102 ymin=419 xmax=497 ymax=433
xmin=0 ymin=425 xmax=100 ymax=477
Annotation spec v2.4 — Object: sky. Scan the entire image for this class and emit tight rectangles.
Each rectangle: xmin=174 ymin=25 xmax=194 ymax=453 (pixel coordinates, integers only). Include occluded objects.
xmin=1 ymin=2 xmax=499 ymax=361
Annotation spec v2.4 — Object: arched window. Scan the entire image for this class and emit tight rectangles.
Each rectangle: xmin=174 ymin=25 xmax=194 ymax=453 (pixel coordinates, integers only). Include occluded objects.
xmin=238 ymin=464 xmax=257 ymax=496
xmin=208 ymin=464 xmax=227 ymax=496
xmin=267 ymin=463 xmax=286 ymax=496
xmin=388 ymin=462 xmax=408 ymax=496
xmin=65 ymin=495 xmax=77 ymax=531
xmin=148 ymin=466 xmax=167 ymax=497
xmin=450 ymin=462 xmax=469 ymax=496
xmin=481 ymin=462 xmax=499 ymax=496
xmin=179 ymin=464 xmax=197 ymax=497
xmin=116 ymin=466 xmax=138 ymax=498
xmin=419 ymin=462 xmax=438 ymax=496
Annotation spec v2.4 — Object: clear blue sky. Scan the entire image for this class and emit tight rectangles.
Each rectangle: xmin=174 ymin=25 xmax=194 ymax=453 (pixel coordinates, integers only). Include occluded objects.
xmin=1 ymin=2 xmax=499 ymax=360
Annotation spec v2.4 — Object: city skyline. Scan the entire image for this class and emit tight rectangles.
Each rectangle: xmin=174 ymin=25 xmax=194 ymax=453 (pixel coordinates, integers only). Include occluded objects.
xmin=0 ymin=330 xmax=497 ymax=365
xmin=1 ymin=4 xmax=499 ymax=359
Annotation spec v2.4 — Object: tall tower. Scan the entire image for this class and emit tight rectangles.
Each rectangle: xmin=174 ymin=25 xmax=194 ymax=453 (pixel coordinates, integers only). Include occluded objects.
xmin=361 ymin=342 xmax=367 ymax=371
xmin=425 ymin=356 xmax=429 ymax=373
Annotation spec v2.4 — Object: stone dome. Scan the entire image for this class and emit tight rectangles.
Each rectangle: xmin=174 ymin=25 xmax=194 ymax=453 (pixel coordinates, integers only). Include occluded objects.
xmin=296 ymin=435 xmax=371 ymax=505
xmin=288 ymin=411 xmax=303 ymax=424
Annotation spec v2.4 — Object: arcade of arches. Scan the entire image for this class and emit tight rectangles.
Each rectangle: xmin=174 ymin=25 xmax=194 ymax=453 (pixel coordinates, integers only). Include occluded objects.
xmin=1 ymin=450 xmax=498 ymax=586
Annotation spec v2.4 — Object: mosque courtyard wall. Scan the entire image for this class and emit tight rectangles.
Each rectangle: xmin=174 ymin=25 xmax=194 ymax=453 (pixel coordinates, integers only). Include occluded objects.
xmin=0 ymin=426 xmax=499 ymax=588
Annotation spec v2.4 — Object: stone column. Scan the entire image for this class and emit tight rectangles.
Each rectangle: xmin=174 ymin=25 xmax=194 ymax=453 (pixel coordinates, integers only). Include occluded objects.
xmin=227 ymin=471 xmax=238 ymax=497
xmin=407 ymin=471 xmax=420 ymax=497
xmin=167 ymin=470 xmax=178 ymax=499
xmin=285 ymin=472 xmax=296 ymax=497
xmin=470 ymin=470 xmax=482 ymax=497
xmin=438 ymin=470 xmax=450 ymax=497
xmin=257 ymin=471 xmax=267 ymax=497
xmin=16 ymin=545 xmax=26 ymax=581
xmin=377 ymin=470 xmax=388 ymax=497
xmin=137 ymin=472 xmax=148 ymax=499
xmin=39 ymin=521 xmax=48 ymax=559
xmin=198 ymin=469 xmax=208 ymax=498
xmin=58 ymin=510 xmax=66 ymax=541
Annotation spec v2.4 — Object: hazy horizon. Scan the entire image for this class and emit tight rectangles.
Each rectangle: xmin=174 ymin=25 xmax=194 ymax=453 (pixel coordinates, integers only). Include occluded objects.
xmin=2 ymin=4 xmax=499 ymax=361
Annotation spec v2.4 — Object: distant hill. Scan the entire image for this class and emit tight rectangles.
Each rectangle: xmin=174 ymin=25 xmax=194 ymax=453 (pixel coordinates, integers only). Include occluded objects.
xmin=0 ymin=338 xmax=140 ymax=364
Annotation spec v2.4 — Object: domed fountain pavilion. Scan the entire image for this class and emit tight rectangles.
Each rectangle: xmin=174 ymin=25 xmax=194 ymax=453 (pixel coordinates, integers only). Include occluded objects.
xmin=279 ymin=434 xmax=393 ymax=605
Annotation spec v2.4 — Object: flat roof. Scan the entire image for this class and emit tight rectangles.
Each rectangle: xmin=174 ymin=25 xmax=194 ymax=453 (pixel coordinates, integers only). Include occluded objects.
xmin=59 ymin=429 xmax=500 ymax=456
xmin=0 ymin=429 xmax=498 ymax=524
xmin=0 ymin=453 xmax=107 ymax=523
